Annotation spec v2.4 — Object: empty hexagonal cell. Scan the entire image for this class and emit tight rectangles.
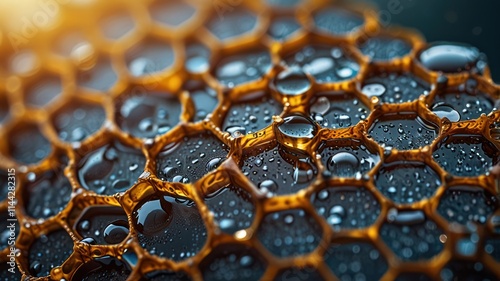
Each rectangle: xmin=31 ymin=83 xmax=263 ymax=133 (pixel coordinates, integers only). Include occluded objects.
xmin=76 ymin=56 xmax=118 ymax=92
xmin=125 ymin=38 xmax=175 ymax=77
xmin=23 ymin=166 xmax=72 ymax=219
xmin=440 ymin=260 xmax=497 ymax=281
xmin=374 ymin=161 xmax=441 ymax=204
xmin=318 ymin=140 xmax=380 ymax=178
xmin=75 ymin=206 xmax=129 ymax=245
xmin=313 ymin=8 xmax=364 ymax=36
xmin=284 ymin=45 xmax=360 ymax=83
xmin=115 ymin=91 xmax=181 ymax=138
xmin=325 ymin=241 xmax=388 ymax=281
xmin=437 ymin=186 xmax=498 ymax=225
xmin=185 ymin=43 xmax=211 ymax=74
xmin=205 ymin=185 xmax=255 ymax=234
xmin=0 ymin=209 xmax=19 ymax=249
xmin=0 ymin=93 xmax=9 ymax=123
xmin=432 ymin=134 xmax=499 ymax=177
xmin=267 ymin=16 xmax=301 ymax=41
xmin=200 ymin=244 xmax=266 ymax=281
xmin=183 ymin=80 xmax=218 ymax=122
xmin=132 ymin=194 xmax=207 ymax=261
xmin=274 ymin=267 xmax=324 ymax=281
xmin=257 ymin=209 xmax=322 ymax=257
xmin=141 ymin=270 xmax=192 ymax=281
xmin=359 ymin=36 xmax=412 ymax=61
xmin=149 ymin=0 xmax=196 ymax=27
xmin=99 ymin=9 xmax=135 ymax=40
xmin=309 ymin=92 xmax=369 ymax=129
xmin=381 ymin=210 xmax=445 ymax=261
xmin=419 ymin=43 xmax=485 ymax=74
xmin=156 ymin=131 xmax=229 ymax=183
xmin=205 ymin=9 xmax=257 ymax=42
xmin=395 ymin=273 xmax=433 ymax=281
xmin=241 ymin=144 xmax=317 ymax=196
xmin=52 ymin=100 xmax=106 ymax=142
xmin=361 ymin=71 xmax=430 ymax=104
xmin=312 ymin=186 xmax=381 ymax=229
xmin=28 ymin=229 xmax=73 ymax=277
xmin=222 ymin=91 xmax=282 ymax=136
xmin=368 ymin=113 xmax=439 ymax=150
xmin=7 ymin=122 xmax=51 ymax=164
xmin=77 ymin=140 xmax=146 ymax=195
xmin=431 ymin=79 xmax=495 ymax=122
xmin=72 ymin=256 xmax=132 ymax=280
xmin=214 ymin=49 xmax=272 ymax=88
xmin=485 ymin=238 xmax=500 ymax=262
xmin=24 ymin=73 xmax=62 ymax=107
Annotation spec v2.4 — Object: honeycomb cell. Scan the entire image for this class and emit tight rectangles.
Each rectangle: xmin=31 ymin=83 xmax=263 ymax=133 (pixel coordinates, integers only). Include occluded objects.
xmin=381 ymin=210 xmax=445 ymax=261
xmin=183 ymin=80 xmax=218 ymax=122
xmin=72 ymin=256 xmax=132 ymax=281
xmin=267 ymin=16 xmax=301 ymax=41
xmin=99 ymin=9 xmax=135 ymax=40
xmin=432 ymin=134 xmax=499 ymax=177
xmin=419 ymin=42 xmax=486 ymax=74
xmin=77 ymin=140 xmax=146 ymax=195
xmin=23 ymin=166 xmax=72 ymax=219
xmin=222 ymin=91 xmax=282 ymax=136
xmin=368 ymin=113 xmax=439 ymax=150
xmin=214 ymin=49 xmax=272 ymax=88
xmin=115 ymin=91 xmax=181 ymax=139
xmin=437 ymin=186 xmax=498 ymax=225
xmin=359 ymin=36 xmax=412 ymax=61
xmin=0 ymin=210 xmax=19 ymax=249
xmin=149 ymin=0 xmax=196 ymax=27
xmin=23 ymin=73 xmax=62 ymax=107
xmin=199 ymin=244 xmax=266 ymax=281
xmin=395 ymin=273 xmax=433 ymax=281
xmin=325 ymin=241 xmax=388 ymax=281
xmin=318 ymin=140 xmax=380 ymax=178
xmin=274 ymin=267 xmax=324 ymax=281
xmin=309 ymin=92 xmax=369 ymax=129
xmin=374 ymin=161 xmax=441 ymax=204
xmin=132 ymin=194 xmax=207 ymax=260
xmin=284 ymin=45 xmax=360 ymax=83
xmin=0 ymin=262 xmax=22 ymax=280
xmin=76 ymin=56 xmax=118 ymax=92
xmin=125 ymin=38 xmax=175 ymax=77
xmin=75 ymin=206 xmax=129 ymax=245
xmin=485 ymin=238 xmax=500 ymax=262
xmin=156 ymin=131 xmax=229 ymax=183
xmin=7 ymin=122 xmax=51 ymax=165
xmin=361 ymin=71 xmax=431 ymax=104
xmin=52 ymin=100 xmax=106 ymax=143
xmin=205 ymin=185 xmax=255 ymax=234
xmin=256 ymin=209 xmax=322 ymax=257
xmin=313 ymin=8 xmax=364 ymax=36
xmin=141 ymin=270 xmax=192 ymax=281
xmin=440 ymin=260 xmax=497 ymax=281
xmin=241 ymin=144 xmax=317 ymax=196
xmin=185 ymin=44 xmax=210 ymax=74
xmin=205 ymin=9 xmax=257 ymax=42
xmin=28 ymin=229 xmax=73 ymax=277
xmin=311 ymin=186 xmax=381 ymax=229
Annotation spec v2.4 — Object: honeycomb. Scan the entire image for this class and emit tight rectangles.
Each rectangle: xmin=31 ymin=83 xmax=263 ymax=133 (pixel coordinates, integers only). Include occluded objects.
xmin=0 ymin=0 xmax=499 ymax=280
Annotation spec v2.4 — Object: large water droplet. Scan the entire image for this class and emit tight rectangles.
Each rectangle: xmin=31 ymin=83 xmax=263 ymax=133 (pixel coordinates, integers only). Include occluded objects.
xmin=277 ymin=115 xmax=316 ymax=139
xmin=432 ymin=103 xmax=461 ymax=122
xmin=419 ymin=43 xmax=482 ymax=73
xmin=327 ymin=152 xmax=360 ymax=177
xmin=274 ymin=68 xmax=311 ymax=95
xmin=362 ymin=83 xmax=386 ymax=97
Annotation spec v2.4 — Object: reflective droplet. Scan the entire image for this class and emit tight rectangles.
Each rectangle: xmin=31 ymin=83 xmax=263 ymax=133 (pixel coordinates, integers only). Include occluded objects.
xmin=277 ymin=115 xmax=316 ymax=139
xmin=274 ymin=68 xmax=311 ymax=95
xmin=419 ymin=43 xmax=482 ymax=73
xmin=432 ymin=103 xmax=461 ymax=122
xmin=327 ymin=152 xmax=360 ymax=177
xmin=362 ymin=83 xmax=386 ymax=97
xmin=103 ymin=220 xmax=129 ymax=244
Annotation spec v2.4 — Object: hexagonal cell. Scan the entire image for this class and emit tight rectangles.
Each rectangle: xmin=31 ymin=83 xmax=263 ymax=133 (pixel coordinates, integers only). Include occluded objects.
xmin=222 ymin=91 xmax=283 ymax=136
xmin=7 ymin=122 xmax=51 ymax=165
xmin=205 ymin=185 xmax=255 ymax=234
xmin=267 ymin=16 xmax=301 ymax=41
xmin=359 ymin=36 xmax=412 ymax=62
xmin=199 ymin=244 xmax=266 ymax=281
xmin=141 ymin=270 xmax=192 ymax=281
xmin=77 ymin=140 xmax=146 ymax=195
xmin=76 ymin=56 xmax=118 ymax=92
xmin=274 ymin=267 xmax=324 ymax=281
xmin=256 ymin=209 xmax=322 ymax=257
xmin=440 ymin=260 xmax=497 ymax=281
xmin=432 ymin=134 xmax=499 ymax=177
xmin=381 ymin=210 xmax=445 ymax=261
xmin=214 ymin=49 xmax=272 ymax=88
xmin=24 ymin=73 xmax=62 ymax=107
xmin=368 ymin=113 xmax=439 ymax=150
xmin=0 ymin=92 xmax=9 ymax=123
xmin=23 ymin=166 xmax=72 ymax=219
xmin=361 ymin=71 xmax=430 ymax=104
xmin=241 ymin=144 xmax=317 ymax=196
xmin=485 ymin=238 xmax=500 ymax=262
xmin=72 ymin=256 xmax=132 ymax=280
xmin=205 ymin=9 xmax=258 ymax=42
xmin=312 ymin=186 xmax=381 ymax=229
xmin=318 ymin=140 xmax=380 ymax=178
xmin=28 ymin=229 xmax=73 ymax=277
xmin=0 ymin=262 xmax=22 ymax=280
xmin=52 ymin=100 xmax=106 ymax=143
xmin=374 ymin=161 xmax=441 ymax=204
xmin=156 ymin=131 xmax=229 ymax=183
xmin=437 ymin=186 xmax=498 ymax=225
xmin=419 ymin=43 xmax=485 ymax=74
xmin=325 ymin=241 xmax=388 ymax=281
xmin=309 ymin=92 xmax=369 ymax=129
xmin=99 ymin=9 xmax=136 ymax=40
xmin=284 ymin=45 xmax=360 ymax=83
xmin=395 ymin=273 xmax=433 ymax=281
xmin=75 ymin=206 xmax=129 ymax=245
xmin=149 ymin=0 xmax=196 ymax=27
xmin=183 ymin=80 xmax=218 ymax=122
xmin=125 ymin=38 xmax=175 ymax=77
xmin=132 ymin=194 xmax=207 ymax=261
xmin=0 ymin=209 xmax=19 ymax=249
xmin=431 ymin=79 xmax=495 ymax=122
xmin=185 ymin=43 xmax=210 ymax=74
xmin=313 ymin=8 xmax=364 ymax=36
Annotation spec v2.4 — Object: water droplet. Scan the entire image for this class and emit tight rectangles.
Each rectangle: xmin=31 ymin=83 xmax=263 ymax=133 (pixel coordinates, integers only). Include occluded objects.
xmin=327 ymin=152 xmax=360 ymax=177
xmin=362 ymin=83 xmax=386 ymax=97
xmin=419 ymin=43 xmax=482 ymax=73
xmin=103 ymin=220 xmax=129 ymax=244
xmin=274 ymin=68 xmax=311 ymax=95
xmin=277 ymin=115 xmax=316 ymax=138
